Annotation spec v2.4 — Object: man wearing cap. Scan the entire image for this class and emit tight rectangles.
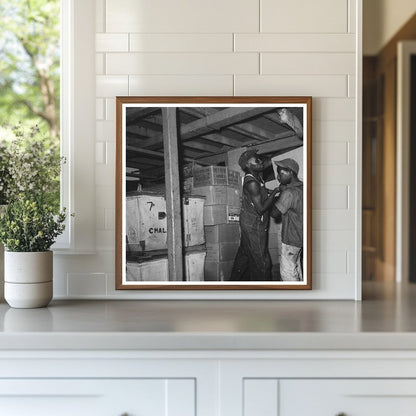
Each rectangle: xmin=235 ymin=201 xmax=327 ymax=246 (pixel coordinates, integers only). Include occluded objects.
xmin=229 ymin=149 xmax=280 ymax=281
xmin=273 ymin=158 xmax=303 ymax=281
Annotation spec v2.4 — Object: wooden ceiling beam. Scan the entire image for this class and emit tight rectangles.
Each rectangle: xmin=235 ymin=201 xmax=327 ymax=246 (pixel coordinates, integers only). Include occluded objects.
xmin=126 ymin=145 xmax=165 ymax=159
xmin=253 ymin=135 xmax=303 ymax=154
xmin=182 ymin=140 xmax=224 ymax=154
xmin=141 ymin=107 xmax=274 ymax=149
xmin=127 ymin=144 xmax=196 ymax=164
xmin=180 ymin=107 xmax=276 ymax=141
xmin=126 ymin=157 xmax=163 ymax=167
xmin=126 ymin=125 xmax=161 ymax=138
xmin=200 ymin=132 xmax=245 ymax=147
xmin=194 ymin=152 xmax=228 ymax=166
xmin=126 ymin=107 xmax=160 ymax=123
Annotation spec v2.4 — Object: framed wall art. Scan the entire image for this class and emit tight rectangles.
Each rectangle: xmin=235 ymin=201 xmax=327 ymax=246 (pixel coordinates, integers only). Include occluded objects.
xmin=116 ymin=96 xmax=312 ymax=290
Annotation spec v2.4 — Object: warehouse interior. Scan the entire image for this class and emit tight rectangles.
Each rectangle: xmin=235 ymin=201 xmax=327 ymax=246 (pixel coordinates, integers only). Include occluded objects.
xmin=124 ymin=105 xmax=305 ymax=282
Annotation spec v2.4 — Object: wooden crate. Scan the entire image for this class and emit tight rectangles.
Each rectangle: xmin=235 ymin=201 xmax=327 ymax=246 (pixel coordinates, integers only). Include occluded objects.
xmin=204 ymin=260 xmax=234 ymax=281
xmin=183 ymin=197 xmax=206 ymax=247
xmin=192 ymin=185 xmax=227 ymax=205
xmin=126 ymin=250 xmax=206 ymax=282
xmin=193 ymin=166 xmax=228 ymax=187
xmin=126 ymin=193 xmax=205 ymax=251
xmin=203 ymin=205 xmax=240 ymax=226
xmin=204 ymin=224 xmax=241 ymax=244
xmin=226 ymin=186 xmax=241 ymax=207
xmin=206 ymin=242 xmax=239 ymax=262
xmin=227 ymin=169 xmax=241 ymax=189
xmin=126 ymin=258 xmax=168 ymax=282
xmin=185 ymin=251 xmax=206 ymax=282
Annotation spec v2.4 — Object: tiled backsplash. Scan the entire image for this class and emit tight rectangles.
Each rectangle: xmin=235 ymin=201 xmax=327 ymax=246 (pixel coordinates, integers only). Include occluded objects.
xmin=54 ymin=0 xmax=360 ymax=300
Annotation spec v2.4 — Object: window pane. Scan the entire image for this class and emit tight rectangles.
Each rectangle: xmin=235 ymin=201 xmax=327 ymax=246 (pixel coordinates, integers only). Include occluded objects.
xmin=0 ymin=0 xmax=60 ymax=209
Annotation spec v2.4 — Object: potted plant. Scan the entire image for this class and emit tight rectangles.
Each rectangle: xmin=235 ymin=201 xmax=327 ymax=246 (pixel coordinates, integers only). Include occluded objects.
xmin=0 ymin=124 xmax=66 ymax=308
xmin=0 ymin=197 xmax=66 ymax=308
xmin=0 ymin=137 xmax=13 ymax=300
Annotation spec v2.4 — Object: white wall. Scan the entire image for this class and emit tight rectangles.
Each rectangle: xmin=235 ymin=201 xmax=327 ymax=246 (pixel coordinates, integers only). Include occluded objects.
xmin=363 ymin=0 xmax=416 ymax=55
xmin=54 ymin=0 xmax=361 ymax=300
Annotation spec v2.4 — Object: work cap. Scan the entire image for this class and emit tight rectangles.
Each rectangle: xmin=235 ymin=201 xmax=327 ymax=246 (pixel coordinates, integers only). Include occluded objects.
xmin=274 ymin=158 xmax=299 ymax=175
xmin=238 ymin=149 xmax=259 ymax=170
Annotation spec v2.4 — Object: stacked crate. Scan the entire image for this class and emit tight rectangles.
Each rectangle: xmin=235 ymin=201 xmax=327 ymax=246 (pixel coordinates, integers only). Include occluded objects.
xmin=126 ymin=250 xmax=206 ymax=282
xmin=192 ymin=166 xmax=242 ymax=281
xmin=204 ymin=223 xmax=241 ymax=281
xmin=125 ymin=192 xmax=206 ymax=281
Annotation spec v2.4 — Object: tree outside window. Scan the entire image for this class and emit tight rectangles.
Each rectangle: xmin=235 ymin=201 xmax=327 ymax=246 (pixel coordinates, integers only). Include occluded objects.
xmin=0 ymin=0 xmax=60 ymax=209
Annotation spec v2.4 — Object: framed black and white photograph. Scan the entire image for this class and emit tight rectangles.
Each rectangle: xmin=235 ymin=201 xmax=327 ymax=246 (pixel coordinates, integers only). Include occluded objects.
xmin=116 ymin=97 xmax=311 ymax=290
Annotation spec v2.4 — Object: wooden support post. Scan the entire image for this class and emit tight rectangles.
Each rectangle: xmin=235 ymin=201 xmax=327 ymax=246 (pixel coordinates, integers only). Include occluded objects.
xmin=162 ymin=107 xmax=183 ymax=281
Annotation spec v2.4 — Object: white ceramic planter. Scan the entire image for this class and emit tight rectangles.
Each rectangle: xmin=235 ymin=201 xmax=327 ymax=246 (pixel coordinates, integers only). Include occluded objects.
xmin=4 ymin=251 xmax=53 ymax=308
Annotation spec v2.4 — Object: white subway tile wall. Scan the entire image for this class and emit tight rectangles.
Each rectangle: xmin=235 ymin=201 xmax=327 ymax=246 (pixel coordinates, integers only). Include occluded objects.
xmin=62 ymin=0 xmax=359 ymax=299
xmin=313 ymin=165 xmax=356 ymax=185
xmin=129 ymin=34 xmax=234 ymax=52
xmin=67 ymin=273 xmax=107 ymax=297
xmin=313 ymin=98 xmax=355 ymax=120
xmin=96 ymin=98 xmax=105 ymax=120
xmin=96 ymin=142 xmax=106 ymax=164
xmin=105 ymin=0 xmax=259 ymax=33
xmin=95 ymin=53 xmax=105 ymax=75
xmin=235 ymin=75 xmax=348 ymax=97
xmin=261 ymin=0 xmax=348 ymax=33
xmin=235 ymin=34 xmax=356 ymax=53
xmin=313 ymin=142 xmax=349 ymax=165
xmin=129 ymin=75 xmax=234 ymax=96
xmin=348 ymin=75 xmax=357 ymax=98
xmin=261 ymin=53 xmax=356 ymax=75
xmin=106 ymin=53 xmax=260 ymax=75
xmin=96 ymin=33 xmax=129 ymax=52
xmin=313 ymin=186 xmax=349 ymax=210
xmin=96 ymin=75 xmax=128 ymax=97
xmin=105 ymin=98 xmax=116 ymax=121
xmin=312 ymin=210 xmax=355 ymax=230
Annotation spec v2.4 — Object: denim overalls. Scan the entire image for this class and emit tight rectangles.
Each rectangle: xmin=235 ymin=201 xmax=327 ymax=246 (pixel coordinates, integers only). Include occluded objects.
xmin=229 ymin=174 xmax=272 ymax=281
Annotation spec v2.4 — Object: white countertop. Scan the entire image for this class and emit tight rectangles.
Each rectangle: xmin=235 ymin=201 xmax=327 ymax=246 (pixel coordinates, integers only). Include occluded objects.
xmin=1 ymin=282 xmax=416 ymax=351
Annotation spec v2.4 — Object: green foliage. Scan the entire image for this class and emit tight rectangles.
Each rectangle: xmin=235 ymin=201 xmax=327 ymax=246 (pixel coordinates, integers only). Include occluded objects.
xmin=0 ymin=0 xmax=60 ymax=139
xmin=0 ymin=197 xmax=66 ymax=252
xmin=0 ymin=1 xmax=64 ymax=251
xmin=0 ymin=124 xmax=61 ymax=210
xmin=0 ymin=141 xmax=12 ymax=205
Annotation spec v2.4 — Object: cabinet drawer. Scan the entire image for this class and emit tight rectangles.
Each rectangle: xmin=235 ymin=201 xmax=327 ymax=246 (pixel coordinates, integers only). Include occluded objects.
xmin=280 ymin=380 xmax=416 ymax=416
xmin=0 ymin=379 xmax=195 ymax=416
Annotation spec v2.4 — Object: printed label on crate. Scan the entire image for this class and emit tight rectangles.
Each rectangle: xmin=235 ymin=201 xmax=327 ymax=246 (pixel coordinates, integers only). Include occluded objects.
xmin=227 ymin=206 xmax=241 ymax=223
xmin=228 ymin=213 xmax=240 ymax=222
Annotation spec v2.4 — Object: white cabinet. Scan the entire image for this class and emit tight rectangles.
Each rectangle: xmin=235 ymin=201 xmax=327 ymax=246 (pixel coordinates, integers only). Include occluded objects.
xmin=219 ymin=353 xmax=416 ymax=415
xmin=0 ymin=379 xmax=195 ymax=416
xmin=280 ymin=380 xmax=416 ymax=416
xmin=1 ymin=350 xmax=416 ymax=415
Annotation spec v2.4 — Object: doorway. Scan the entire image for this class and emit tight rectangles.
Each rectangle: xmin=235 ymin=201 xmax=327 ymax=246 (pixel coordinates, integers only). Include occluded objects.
xmin=396 ymin=41 xmax=416 ymax=283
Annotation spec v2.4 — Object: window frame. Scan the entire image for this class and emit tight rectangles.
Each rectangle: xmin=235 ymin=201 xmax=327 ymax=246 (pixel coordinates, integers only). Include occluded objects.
xmin=53 ymin=0 xmax=95 ymax=253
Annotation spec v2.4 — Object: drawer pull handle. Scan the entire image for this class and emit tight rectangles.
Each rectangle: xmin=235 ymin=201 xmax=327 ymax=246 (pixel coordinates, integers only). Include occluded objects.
xmin=336 ymin=413 xmax=347 ymax=416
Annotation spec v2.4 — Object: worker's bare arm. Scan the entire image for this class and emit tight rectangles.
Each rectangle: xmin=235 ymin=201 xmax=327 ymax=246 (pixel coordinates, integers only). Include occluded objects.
xmin=245 ymin=181 xmax=279 ymax=215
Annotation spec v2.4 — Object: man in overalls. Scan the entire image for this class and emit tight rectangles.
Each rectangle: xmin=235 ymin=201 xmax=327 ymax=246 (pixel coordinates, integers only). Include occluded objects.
xmin=229 ymin=149 xmax=280 ymax=281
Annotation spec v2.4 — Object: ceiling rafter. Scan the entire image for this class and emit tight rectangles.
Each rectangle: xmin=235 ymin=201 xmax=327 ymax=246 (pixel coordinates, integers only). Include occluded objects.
xmin=139 ymin=107 xmax=276 ymax=149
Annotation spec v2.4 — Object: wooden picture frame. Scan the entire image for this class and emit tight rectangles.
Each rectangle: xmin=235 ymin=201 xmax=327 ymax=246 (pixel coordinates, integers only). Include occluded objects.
xmin=116 ymin=97 xmax=312 ymax=290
